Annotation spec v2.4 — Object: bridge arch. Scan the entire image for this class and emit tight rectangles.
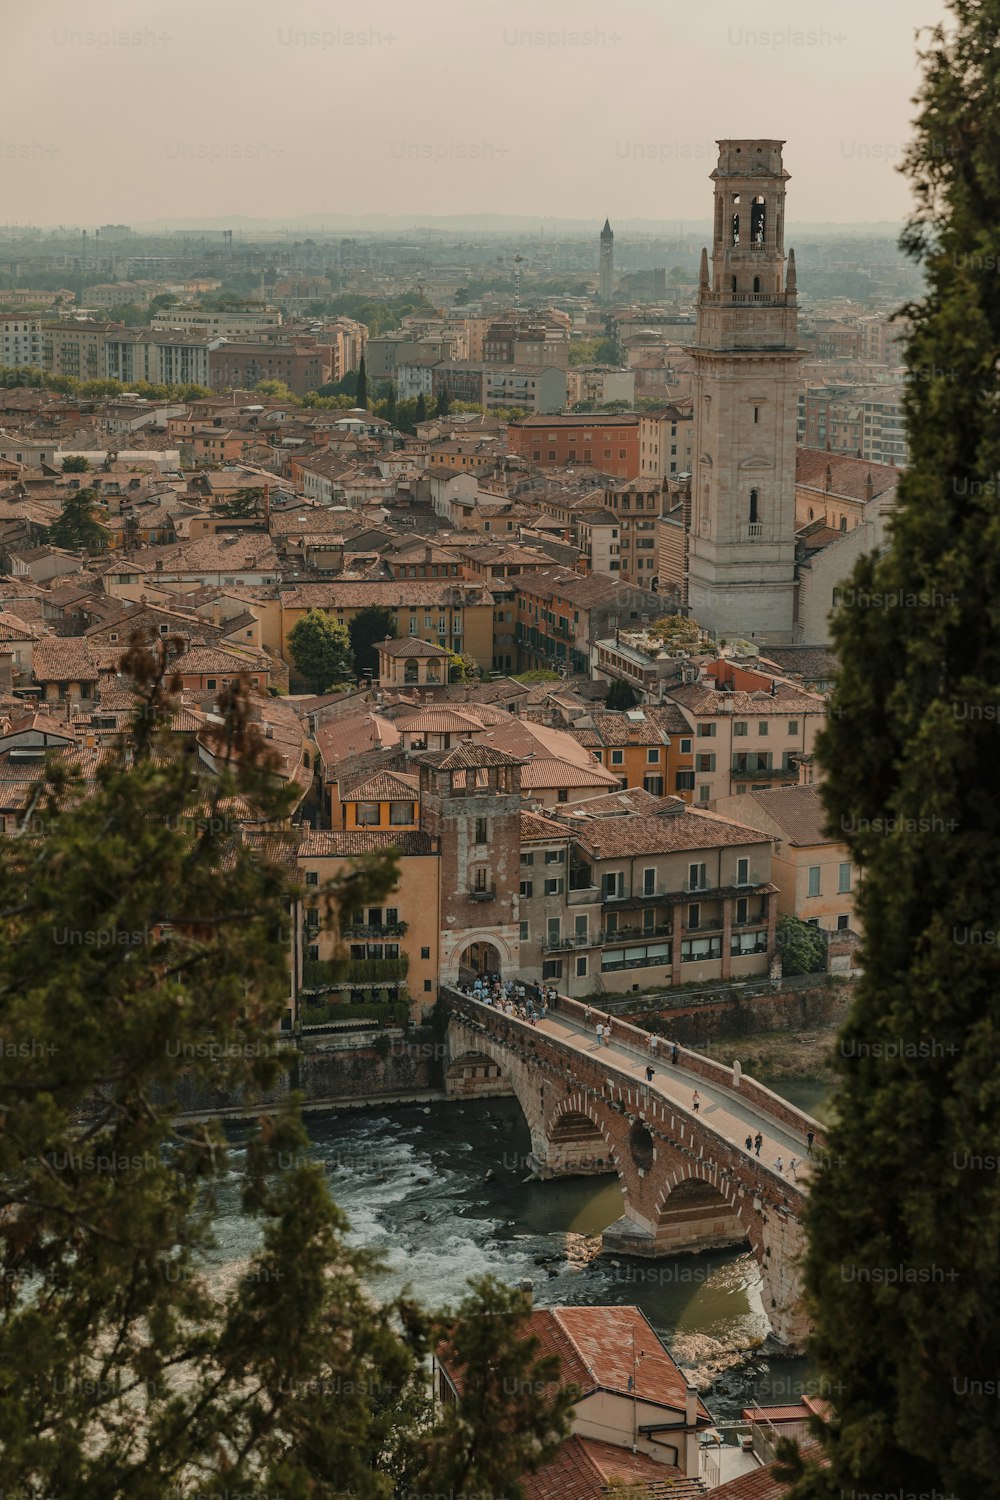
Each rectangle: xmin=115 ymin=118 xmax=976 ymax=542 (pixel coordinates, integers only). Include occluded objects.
xmin=543 ymin=1093 xmax=623 ymax=1184
xmin=651 ymin=1162 xmax=752 ymax=1258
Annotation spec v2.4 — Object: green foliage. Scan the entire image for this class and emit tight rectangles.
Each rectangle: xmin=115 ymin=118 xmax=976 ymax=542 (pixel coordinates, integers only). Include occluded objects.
xmin=356 ymin=353 xmax=368 ymax=411
xmin=775 ymin=915 xmax=827 ymax=977
xmin=348 ymin=605 xmax=397 ymax=681
xmin=435 ymin=383 xmax=451 ymax=418
xmin=605 ymin=678 xmax=638 ymax=710
xmin=786 ymin=8 xmax=1000 ymax=1498
xmin=0 ymin=648 xmax=571 ymax=1495
xmin=568 ymin=337 xmax=602 ymax=366
xmin=287 ymin=609 xmax=355 ymax=694
xmin=254 ymin=378 xmax=296 ymax=401
xmin=414 ymin=391 xmax=427 ymax=424
xmin=211 ymin=485 xmax=265 ymax=519
xmin=648 ymin=614 xmax=702 ymax=648
xmin=449 ymin=652 xmax=481 ymax=684
xmin=0 ymin=368 xmax=210 ymax=401
xmin=399 ymin=1278 xmax=576 ymax=1500
xmin=513 ymin=669 xmax=562 ymax=683
xmin=47 ymin=487 xmax=108 ymax=551
xmin=60 ymin=454 xmax=90 ymax=473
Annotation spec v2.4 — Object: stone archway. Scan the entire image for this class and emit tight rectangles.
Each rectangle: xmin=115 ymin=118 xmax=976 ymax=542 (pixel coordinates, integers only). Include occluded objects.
xmin=457 ymin=938 xmax=502 ymax=985
xmin=652 ymin=1171 xmax=750 ymax=1257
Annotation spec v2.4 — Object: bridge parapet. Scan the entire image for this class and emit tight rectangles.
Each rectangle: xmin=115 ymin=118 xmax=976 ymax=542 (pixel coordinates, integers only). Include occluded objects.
xmin=550 ymin=991 xmax=827 ymax=1146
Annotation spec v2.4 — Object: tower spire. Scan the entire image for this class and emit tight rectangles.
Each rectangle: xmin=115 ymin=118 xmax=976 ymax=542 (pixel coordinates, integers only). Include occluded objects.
xmin=785 ymin=246 xmax=797 ymax=295
xmin=699 ymin=248 xmax=710 ymax=289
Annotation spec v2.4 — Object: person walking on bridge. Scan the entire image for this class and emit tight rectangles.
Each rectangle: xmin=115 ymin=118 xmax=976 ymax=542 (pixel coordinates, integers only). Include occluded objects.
xmin=584 ymin=1005 xmax=592 ymax=1025
xmin=692 ymin=1090 xmax=700 ymax=1113
xmin=671 ymin=1043 xmax=679 ymax=1065
xmin=604 ymin=1016 xmax=613 ymax=1045
xmin=745 ymin=1134 xmax=753 ymax=1152
xmin=806 ymin=1129 xmax=815 ymax=1156
xmin=754 ymin=1131 xmax=763 ymax=1157
xmin=645 ymin=1064 xmax=655 ymax=1083
xmin=595 ymin=1021 xmax=604 ymax=1049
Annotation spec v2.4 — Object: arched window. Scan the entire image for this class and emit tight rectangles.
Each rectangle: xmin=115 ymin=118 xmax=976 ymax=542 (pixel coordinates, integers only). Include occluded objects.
xmin=753 ymin=276 xmax=761 ymax=294
xmin=751 ymin=196 xmax=766 ymax=244
xmin=731 ymin=195 xmax=741 ymax=247
xmin=840 ymin=516 xmax=848 ymax=532
xmin=749 ymin=488 xmax=759 ymax=524
xmin=731 ymin=276 xmax=737 ymax=294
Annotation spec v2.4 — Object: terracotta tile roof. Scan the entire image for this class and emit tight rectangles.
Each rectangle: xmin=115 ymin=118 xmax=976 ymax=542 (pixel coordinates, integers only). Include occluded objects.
xmin=796 ymin=447 xmax=900 ymax=502
xmin=516 ymin=568 xmax=655 ymax=611
xmin=379 ymin=636 xmax=453 ymax=659
xmin=313 ymin=711 xmax=400 ymax=769
xmin=572 ymin=804 xmax=773 ymax=858
xmin=32 ymin=636 xmax=98 ymax=683
xmin=708 ymin=1441 xmax=824 ymax=1499
xmin=299 ymin=829 xmax=433 ymax=857
xmin=420 ymin=741 xmax=524 ymax=770
xmin=519 ymin=810 xmax=571 ymax=842
xmin=549 ymin=1306 xmax=711 ymax=1416
xmin=735 ymin=785 xmax=837 ymax=847
xmin=341 ymin=769 xmax=419 ymax=802
xmin=523 ymin=1435 xmax=704 ymax=1500
xmin=563 ymin=787 xmax=678 ymax=818
xmin=0 ymin=613 xmax=38 ymax=641
xmin=665 ymin=682 xmax=827 ymax=718
xmin=174 ymin=645 xmax=272 ymax=676
xmin=585 ymin=709 xmax=675 ymax=747
xmin=396 ymin=708 xmax=483 ymax=734
xmin=520 ymin=758 xmax=621 ymax=791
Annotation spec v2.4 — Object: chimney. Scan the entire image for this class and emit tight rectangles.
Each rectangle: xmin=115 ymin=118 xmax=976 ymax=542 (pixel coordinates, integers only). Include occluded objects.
xmin=684 ymin=1386 xmax=698 ymax=1426
xmin=518 ymin=1278 xmax=534 ymax=1305
xmin=824 ymin=464 xmax=832 ymax=493
xmin=864 ymin=472 xmax=874 ymax=502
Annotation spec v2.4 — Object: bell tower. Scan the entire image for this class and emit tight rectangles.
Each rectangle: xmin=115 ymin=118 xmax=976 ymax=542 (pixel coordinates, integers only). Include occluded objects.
xmin=687 ymin=140 xmax=801 ymax=643
xmin=599 ymin=218 xmax=614 ymax=303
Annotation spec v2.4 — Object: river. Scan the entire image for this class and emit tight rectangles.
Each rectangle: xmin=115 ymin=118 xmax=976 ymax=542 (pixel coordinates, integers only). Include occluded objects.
xmin=211 ymin=1075 xmax=835 ymax=1425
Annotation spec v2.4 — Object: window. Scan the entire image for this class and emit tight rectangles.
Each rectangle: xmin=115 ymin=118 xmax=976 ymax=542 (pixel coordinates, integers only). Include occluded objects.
xmin=680 ymin=738 xmax=692 ymax=754
xmin=520 ymin=879 xmax=533 ymax=898
xmin=557 ymin=788 xmax=569 ymax=803
xmin=206 ymin=678 xmax=217 ymax=690
xmin=730 ymin=930 xmax=767 ymax=956
xmin=758 ymin=721 xmax=769 ymax=736
xmin=737 ymin=857 xmax=749 ymax=885
xmin=734 ymin=721 xmax=748 ymax=737
xmin=473 ymin=867 xmax=489 ymax=893
xmin=643 ymin=776 xmax=664 ymax=796
xmin=643 ymin=867 xmax=656 ymax=896
xmin=808 ymin=866 xmax=821 ymax=898
xmin=547 ymin=917 xmax=561 ymax=946
xmin=647 ymin=748 xmax=660 ymax=763
xmin=544 ymin=877 xmax=564 ymax=896
xmin=575 ymin=914 xmax=588 ymax=942
xmin=696 ymin=753 xmax=716 ymax=773
xmin=542 ymin=960 xmax=563 ymax=980
xmin=675 ymin=771 xmax=695 ymax=791
xmin=788 ymin=719 xmax=799 ymax=735
xmin=421 ymin=946 xmax=430 ymax=959
xmin=611 ymin=750 xmax=624 ymax=766
xmin=356 ymin=802 xmax=380 ymax=826
xmin=305 ymin=871 xmax=319 ymax=886
xmin=519 ymin=920 xmax=529 ymax=941
xmin=545 ymin=849 xmax=564 ymax=864
xmin=687 ymin=903 xmax=700 ymax=930
xmin=424 ymin=979 xmax=433 ymax=992
xmin=602 ymin=871 xmax=624 ymax=900
xmin=307 ymin=944 xmax=319 ymax=962
xmin=736 ymin=896 xmax=748 ymax=925
xmin=689 ymin=862 xmax=707 ymax=891
xmin=576 ymin=956 xmax=588 ymax=978
xmin=838 ymin=862 xmax=852 ymax=894
xmin=696 ymin=722 xmax=716 ymax=738
xmin=474 ymin=817 xmax=488 ymax=845
xmin=837 ymin=913 xmax=850 ymax=931
xmin=680 ymin=936 xmax=722 ymax=962
xmin=390 ymin=802 xmax=413 ymax=825
xmin=698 ymin=786 xmax=711 ymax=804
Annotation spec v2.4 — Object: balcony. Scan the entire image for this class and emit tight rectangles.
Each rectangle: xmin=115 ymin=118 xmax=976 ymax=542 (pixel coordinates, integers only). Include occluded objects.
xmin=567 ymin=884 xmax=599 ymax=905
xmin=302 ymin=954 xmax=410 ymax=990
xmin=730 ymin=763 xmax=796 ymax=780
xmin=468 ymin=887 xmax=496 ymax=903
xmin=342 ymin=921 xmax=409 ymax=938
xmin=542 ymin=934 xmax=592 ymax=953
xmin=599 ymin=922 xmax=672 ymax=945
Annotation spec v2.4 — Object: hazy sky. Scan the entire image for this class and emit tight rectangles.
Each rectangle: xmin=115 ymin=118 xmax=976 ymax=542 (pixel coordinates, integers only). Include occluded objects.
xmin=3 ymin=0 xmax=949 ymax=228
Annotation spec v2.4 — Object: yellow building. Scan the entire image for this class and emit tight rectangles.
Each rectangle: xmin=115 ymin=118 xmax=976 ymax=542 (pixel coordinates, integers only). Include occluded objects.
xmin=714 ymin=784 xmax=860 ymax=939
xmin=297 ymin=828 xmax=440 ymax=1024
xmin=278 ymin=581 xmax=496 ymax=675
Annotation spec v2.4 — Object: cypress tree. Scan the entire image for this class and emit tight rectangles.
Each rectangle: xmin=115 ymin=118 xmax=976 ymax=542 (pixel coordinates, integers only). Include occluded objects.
xmin=356 ymin=353 xmax=368 ymax=410
xmin=415 ymin=391 xmax=427 ymax=424
xmin=785 ymin=6 xmax=1000 ymax=1497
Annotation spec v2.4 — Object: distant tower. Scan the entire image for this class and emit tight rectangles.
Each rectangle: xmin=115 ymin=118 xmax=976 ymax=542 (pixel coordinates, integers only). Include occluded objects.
xmin=686 ymin=140 xmax=802 ymax=644
xmin=599 ymin=218 xmax=614 ymax=302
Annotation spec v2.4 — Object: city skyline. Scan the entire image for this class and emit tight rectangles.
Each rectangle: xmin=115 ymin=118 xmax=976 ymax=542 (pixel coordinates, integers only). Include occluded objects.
xmin=3 ymin=0 xmax=946 ymax=226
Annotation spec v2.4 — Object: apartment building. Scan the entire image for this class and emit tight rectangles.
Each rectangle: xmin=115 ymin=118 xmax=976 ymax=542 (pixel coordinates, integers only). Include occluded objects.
xmin=0 ymin=315 xmax=43 ymax=369
xmin=638 ymin=404 xmax=693 ymax=481
xmin=664 ymin=661 xmax=827 ymax=808
xmin=105 ymin=329 xmax=220 ymax=387
xmin=531 ymin=792 xmax=776 ymax=996
xmin=513 ymin=568 xmax=661 ymax=675
xmin=507 ymin=414 xmax=640 ymax=478
xmin=208 ymin=340 xmax=330 ymax=397
xmin=42 ymin=320 xmax=119 ymax=380
xmin=482 ymin=364 xmax=567 ymax=414
xmin=150 ymin=307 xmax=283 ymax=336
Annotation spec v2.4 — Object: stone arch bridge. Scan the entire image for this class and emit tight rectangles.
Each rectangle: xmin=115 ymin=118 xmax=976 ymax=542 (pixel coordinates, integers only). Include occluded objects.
xmin=442 ymin=987 xmax=825 ymax=1348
